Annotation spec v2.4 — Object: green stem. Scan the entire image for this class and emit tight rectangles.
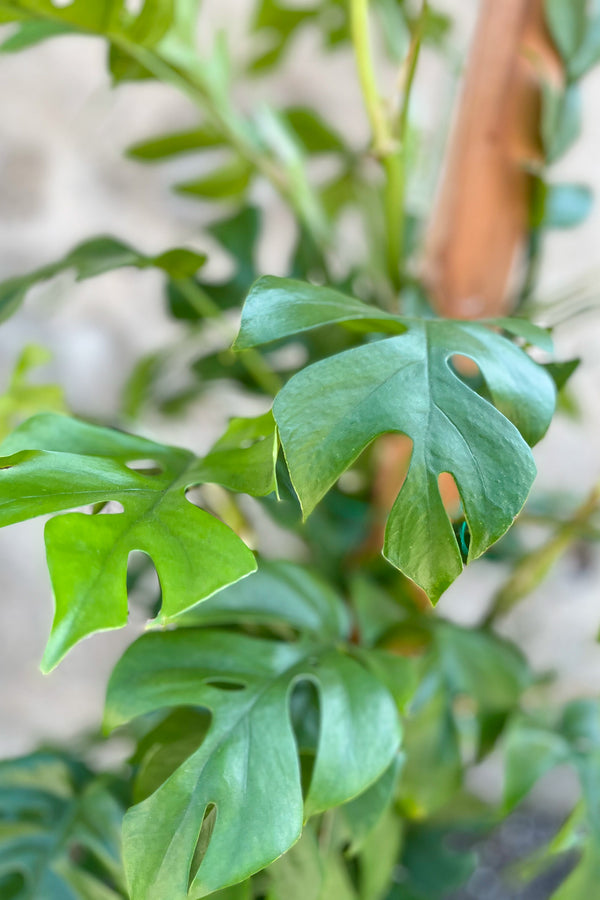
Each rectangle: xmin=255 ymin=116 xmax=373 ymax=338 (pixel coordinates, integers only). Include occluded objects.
xmin=395 ymin=0 xmax=428 ymax=276
xmin=173 ymin=279 xmax=283 ymax=396
xmin=484 ymin=480 xmax=600 ymax=625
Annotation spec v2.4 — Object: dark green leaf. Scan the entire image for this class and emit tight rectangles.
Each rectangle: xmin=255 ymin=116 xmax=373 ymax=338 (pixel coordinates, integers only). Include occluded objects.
xmin=106 ymin=628 xmax=401 ymax=899
xmin=0 ymin=752 xmax=125 ymax=899
xmin=179 ymin=559 xmax=350 ymax=641
xmin=0 ymin=414 xmax=256 ymax=669
xmin=237 ymin=278 xmax=556 ymax=600
xmin=0 ymin=236 xmax=206 ymax=323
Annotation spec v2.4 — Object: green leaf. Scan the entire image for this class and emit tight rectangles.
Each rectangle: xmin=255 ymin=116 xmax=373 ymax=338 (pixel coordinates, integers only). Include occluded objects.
xmin=0 ymin=345 xmax=66 ymax=441
xmin=0 ymin=0 xmax=177 ymax=49
xmin=0 ymin=751 xmax=125 ymax=899
xmin=190 ymin=411 xmax=278 ymax=497
xmin=105 ymin=627 xmax=401 ymax=899
xmin=237 ymin=278 xmax=556 ymax=600
xmin=282 ymin=107 xmax=346 ymax=155
xmin=178 ymin=559 xmax=351 ymax=641
xmin=541 ymin=82 xmax=582 ymax=164
xmin=552 ymin=840 xmax=600 ymax=898
xmin=544 ymin=184 xmax=594 ymax=229
xmin=127 ymin=124 xmax=226 ymax=161
xmin=546 ymin=0 xmax=600 ymax=79
xmin=175 ymin=157 xmax=253 ymax=200
xmin=0 ymin=414 xmax=256 ymax=670
xmin=168 ymin=206 xmax=261 ymax=319
xmin=0 ymin=236 xmax=206 ymax=323
xmin=0 ymin=18 xmax=72 ymax=51
xmin=234 ymin=276 xmax=405 ymax=350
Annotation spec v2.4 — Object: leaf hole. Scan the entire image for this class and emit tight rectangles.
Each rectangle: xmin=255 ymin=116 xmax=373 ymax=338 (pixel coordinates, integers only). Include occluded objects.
xmin=126 ymin=0 xmax=144 ymax=12
xmin=125 ymin=459 xmax=163 ymax=476
xmin=290 ymin=679 xmax=321 ymax=799
xmin=437 ymin=473 xmax=461 ymax=519
xmin=94 ymin=500 xmax=125 ymax=516
xmin=189 ymin=803 xmax=217 ymax=889
xmin=51 ymin=0 xmax=74 ymax=7
xmin=203 ymin=678 xmax=246 ymax=692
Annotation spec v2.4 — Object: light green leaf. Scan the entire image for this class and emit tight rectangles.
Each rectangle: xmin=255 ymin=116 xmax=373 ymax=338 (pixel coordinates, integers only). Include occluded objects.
xmin=190 ymin=411 xmax=278 ymax=498
xmin=105 ymin=628 xmax=401 ymax=899
xmin=0 ymin=752 xmax=125 ymax=899
xmin=0 ymin=236 xmax=206 ymax=323
xmin=552 ymin=840 xmax=600 ymax=899
xmin=179 ymin=559 xmax=350 ymax=641
xmin=0 ymin=414 xmax=256 ymax=670
xmin=175 ymin=157 xmax=253 ymax=200
xmin=283 ymin=107 xmax=346 ymax=155
xmin=546 ymin=0 xmax=600 ymax=78
xmin=239 ymin=279 xmax=555 ymax=600
xmin=0 ymin=345 xmax=66 ymax=441
xmin=127 ymin=124 xmax=226 ymax=161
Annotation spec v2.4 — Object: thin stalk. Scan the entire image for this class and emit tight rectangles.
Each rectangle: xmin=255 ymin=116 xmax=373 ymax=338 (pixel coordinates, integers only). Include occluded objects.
xmin=173 ymin=278 xmax=283 ymax=396
xmin=394 ymin=0 xmax=428 ymax=276
xmin=484 ymin=480 xmax=600 ymax=626
xmin=350 ymin=0 xmax=427 ymax=293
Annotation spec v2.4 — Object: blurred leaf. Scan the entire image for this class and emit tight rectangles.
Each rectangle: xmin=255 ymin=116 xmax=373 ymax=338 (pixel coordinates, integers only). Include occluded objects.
xmin=546 ymin=0 xmax=600 ymax=79
xmin=0 ymin=345 xmax=66 ymax=441
xmin=178 ymin=558 xmax=351 ymax=641
xmin=542 ymin=82 xmax=582 ymax=164
xmin=0 ymin=751 xmax=125 ymax=899
xmin=0 ymin=235 xmax=206 ymax=323
xmin=283 ymin=107 xmax=346 ymax=154
xmin=174 ymin=156 xmax=253 ymax=200
xmin=544 ymin=184 xmax=594 ymax=229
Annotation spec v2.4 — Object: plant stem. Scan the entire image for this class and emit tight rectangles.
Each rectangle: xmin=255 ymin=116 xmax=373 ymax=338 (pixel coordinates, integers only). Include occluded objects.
xmin=395 ymin=0 xmax=428 ymax=276
xmin=350 ymin=0 xmax=427 ymax=293
xmin=173 ymin=278 xmax=283 ymax=396
xmin=484 ymin=480 xmax=600 ymax=625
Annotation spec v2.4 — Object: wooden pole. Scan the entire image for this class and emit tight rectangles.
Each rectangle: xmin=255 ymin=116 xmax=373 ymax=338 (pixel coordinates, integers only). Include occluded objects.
xmin=423 ymin=0 xmax=561 ymax=318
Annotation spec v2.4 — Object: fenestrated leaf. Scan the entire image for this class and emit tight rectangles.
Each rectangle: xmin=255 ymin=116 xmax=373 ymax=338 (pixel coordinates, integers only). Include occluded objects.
xmin=0 ymin=414 xmax=256 ymax=670
xmin=105 ymin=626 xmax=401 ymax=900
xmin=190 ymin=411 xmax=278 ymax=498
xmin=0 ymin=751 xmax=126 ymax=899
xmin=0 ymin=236 xmax=206 ymax=323
xmin=179 ymin=559 xmax=351 ymax=641
xmin=236 ymin=278 xmax=556 ymax=601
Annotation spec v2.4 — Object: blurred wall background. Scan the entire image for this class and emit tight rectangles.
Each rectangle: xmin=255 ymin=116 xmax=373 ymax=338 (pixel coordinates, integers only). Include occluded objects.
xmin=0 ymin=0 xmax=599 ymax=802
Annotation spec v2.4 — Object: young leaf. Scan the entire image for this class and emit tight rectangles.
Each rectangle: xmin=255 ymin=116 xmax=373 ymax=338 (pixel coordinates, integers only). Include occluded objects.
xmin=0 ymin=414 xmax=257 ymax=670
xmin=0 ymin=752 xmax=125 ymax=899
xmin=0 ymin=236 xmax=206 ymax=323
xmin=236 ymin=278 xmax=556 ymax=601
xmin=105 ymin=628 xmax=401 ymax=899
xmin=190 ymin=411 xmax=278 ymax=498
xmin=0 ymin=344 xmax=66 ymax=441
xmin=175 ymin=157 xmax=253 ymax=200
